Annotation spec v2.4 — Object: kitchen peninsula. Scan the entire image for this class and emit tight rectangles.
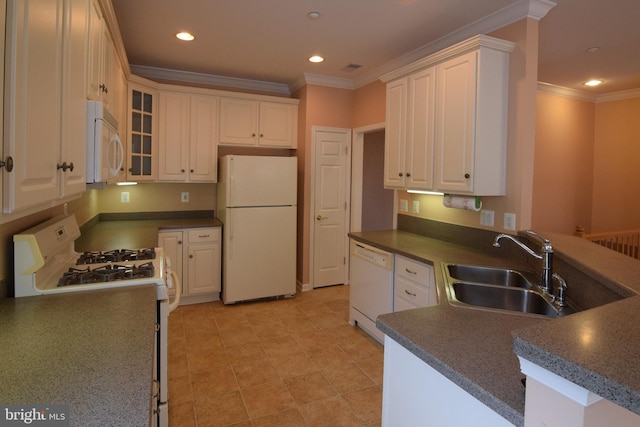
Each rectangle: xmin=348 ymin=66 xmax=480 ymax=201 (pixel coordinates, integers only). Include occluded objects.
xmin=350 ymin=223 xmax=640 ymax=427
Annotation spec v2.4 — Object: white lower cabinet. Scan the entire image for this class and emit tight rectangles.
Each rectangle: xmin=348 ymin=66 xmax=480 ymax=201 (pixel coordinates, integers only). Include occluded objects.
xmin=158 ymin=227 xmax=221 ymax=305
xmin=382 ymin=337 xmax=514 ymax=427
xmin=394 ymin=255 xmax=437 ymax=311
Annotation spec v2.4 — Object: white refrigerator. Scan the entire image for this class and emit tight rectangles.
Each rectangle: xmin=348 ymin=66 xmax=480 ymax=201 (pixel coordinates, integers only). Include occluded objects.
xmin=217 ymin=155 xmax=297 ymax=304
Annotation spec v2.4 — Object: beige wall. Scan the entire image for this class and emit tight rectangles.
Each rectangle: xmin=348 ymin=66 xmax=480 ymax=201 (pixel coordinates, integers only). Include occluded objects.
xmin=532 ymin=92 xmax=595 ymax=234
xmin=592 ymin=97 xmax=640 ymax=232
xmin=94 ymin=183 xmax=216 ymax=216
xmin=532 ymin=93 xmax=640 ymax=235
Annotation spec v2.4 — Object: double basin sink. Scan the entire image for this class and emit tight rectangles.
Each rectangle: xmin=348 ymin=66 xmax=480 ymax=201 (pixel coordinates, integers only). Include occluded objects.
xmin=443 ymin=264 xmax=576 ymax=318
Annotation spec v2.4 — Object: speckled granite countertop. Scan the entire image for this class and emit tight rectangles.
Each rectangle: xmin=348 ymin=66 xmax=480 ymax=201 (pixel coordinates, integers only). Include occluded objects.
xmin=0 ymin=286 xmax=157 ymax=427
xmin=350 ymin=229 xmax=640 ymax=426
xmin=75 ymin=212 xmax=222 ymax=251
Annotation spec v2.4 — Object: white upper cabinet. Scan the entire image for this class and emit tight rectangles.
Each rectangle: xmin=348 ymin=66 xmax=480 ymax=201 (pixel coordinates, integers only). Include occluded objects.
xmin=384 ymin=68 xmax=436 ymax=191
xmin=219 ymin=97 xmax=297 ymax=148
xmin=157 ymin=91 xmax=218 ymax=182
xmin=87 ymin=0 xmax=114 ymax=109
xmin=382 ymin=35 xmax=514 ymax=196
xmin=127 ymin=81 xmax=157 ymax=181
xmin=3 ymin=0 xmax=89 ymax=213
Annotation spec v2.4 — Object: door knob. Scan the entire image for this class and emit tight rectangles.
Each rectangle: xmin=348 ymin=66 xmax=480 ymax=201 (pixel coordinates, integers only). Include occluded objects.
xmin=316 ymin=215 xmax=328 ymax=220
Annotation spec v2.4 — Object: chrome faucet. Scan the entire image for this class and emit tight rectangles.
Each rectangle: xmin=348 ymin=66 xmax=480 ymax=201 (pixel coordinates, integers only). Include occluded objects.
xmin=493 ymin=230 xmax=554 ymax=294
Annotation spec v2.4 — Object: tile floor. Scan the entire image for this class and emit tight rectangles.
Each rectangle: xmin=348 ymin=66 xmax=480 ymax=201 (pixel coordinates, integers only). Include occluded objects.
xmin=167 ymin=284 xmax=384 ymax=426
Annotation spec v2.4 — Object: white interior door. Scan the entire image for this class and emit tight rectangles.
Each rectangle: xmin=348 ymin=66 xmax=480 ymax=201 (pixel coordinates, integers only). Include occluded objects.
xmin=312 ymin=127 xmax=350 ymax=288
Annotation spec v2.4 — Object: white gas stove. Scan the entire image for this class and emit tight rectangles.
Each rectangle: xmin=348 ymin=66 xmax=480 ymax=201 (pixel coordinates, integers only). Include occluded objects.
xmin=13 ymin=214 xmax=178 ymax=427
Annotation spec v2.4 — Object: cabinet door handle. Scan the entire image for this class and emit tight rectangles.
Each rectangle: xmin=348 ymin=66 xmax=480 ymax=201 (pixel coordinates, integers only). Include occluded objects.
xmin=406 ymin=172 xmax=411 ymax=177
xmin=405 ymin=268 xmax=417 ymax=275
xmin=199 ymin=235 xmax=210 ymax=238
xmin=316 ymin=215 xmax=328 ymax=221
xmin=404 ymin=289 xmax=417 ymax=297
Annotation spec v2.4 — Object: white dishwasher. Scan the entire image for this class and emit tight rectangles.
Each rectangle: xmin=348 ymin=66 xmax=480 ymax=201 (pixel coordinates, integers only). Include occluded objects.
xmin=349 ymin=239 xmax=394 ymax=344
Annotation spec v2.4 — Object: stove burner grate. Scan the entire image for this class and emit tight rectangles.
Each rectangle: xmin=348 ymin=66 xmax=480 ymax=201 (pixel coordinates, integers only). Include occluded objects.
xmin=76 ymin=248 xmax=156 ymax=265
xmin=58 ymin=262 xmax=156 ymax=287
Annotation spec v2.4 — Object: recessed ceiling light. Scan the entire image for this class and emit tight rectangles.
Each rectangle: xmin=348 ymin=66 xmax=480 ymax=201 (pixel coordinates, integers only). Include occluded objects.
xmin=584 ymin=79 xmax=604 ymax=87
xmin=308 ymin=55 xmax=324 ymax=63
xmin=308 ymin=11 xmax=321 ymax=19
xmin=176 ymin=32 xmax=195 ymax=41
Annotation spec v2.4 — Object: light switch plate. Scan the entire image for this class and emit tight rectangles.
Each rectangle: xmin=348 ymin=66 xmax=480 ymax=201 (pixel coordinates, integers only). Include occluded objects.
xmin=181 ymin=192 xmax=190 ymax=203
xmin=121 ymin=192 xmax=130 ymax=203
xmin=412 ymin=200 xmax=420 ymax=214
xmin=480 ymin=209 xmax=495 ymax=227
xmin=504 ymin=213 xmax=516 ymax=231
xmin=400 ymin=199 xmax=409 ymax=212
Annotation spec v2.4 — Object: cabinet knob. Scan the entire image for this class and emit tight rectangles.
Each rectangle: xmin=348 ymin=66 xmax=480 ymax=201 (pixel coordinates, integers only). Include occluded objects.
xmin=260 ymin=134 xmax=264 ymax=138
xmin=181 ymin=169 xmax=185 ymax=173
xmin=406 ymin=172 xmax=411 ymax=177
xmin=398 ymin=172 xmax=403 ymax=177
xmin=189 ymin=254 xmax=194 ymax=259
xmin=68 ymin=162 xmax=74 ymax=172
xmin=0 ymin=156 xmax=14 ymax=172
xmin=178 ymin=240 xmax=182 ymax=245
xmin=464 ymin=173 xmax=470 ymax=179
xmin=190 ymin=169 xmax=194 ymax=173
xmin=252 ymin=133 xmax=256 ymax=137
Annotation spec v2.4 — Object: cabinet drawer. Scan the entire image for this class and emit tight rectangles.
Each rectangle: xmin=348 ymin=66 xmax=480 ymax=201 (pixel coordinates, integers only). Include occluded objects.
xmin=395 ymin=278 xmax=429 ymax=307
xmin=395 ymin=256 xmax=432 ymax=286
xmin=187 ymin=228 xmax=220 ymax=244
xmin=394 ymin=296 xmax=418 ymax=312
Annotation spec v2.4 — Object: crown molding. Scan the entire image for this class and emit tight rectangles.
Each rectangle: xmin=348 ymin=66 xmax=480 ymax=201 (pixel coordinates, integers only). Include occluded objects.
xmin=537 ymin=82 xmax=597 ymax=102
xmin=130 ymin=65 xmax=292 ymax=95
xmin=292 ymin=74 xmax=357 ymax=92
xmin=596 ymin=88 xmax=640 ymax=103
xmin=380 ymin=35 xmax=515 ymax=83
xmin=537 ymin=82 xmax=640 ymax=103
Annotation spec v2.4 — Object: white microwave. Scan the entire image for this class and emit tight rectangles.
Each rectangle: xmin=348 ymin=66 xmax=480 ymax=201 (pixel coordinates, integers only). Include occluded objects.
xmin=86 ymin=101 xmax=124 ymax=185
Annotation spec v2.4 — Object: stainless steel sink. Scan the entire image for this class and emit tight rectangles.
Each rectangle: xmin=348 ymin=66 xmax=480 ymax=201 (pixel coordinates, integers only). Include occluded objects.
xmin=446 ymin=264 xmax=535 ymax=288
xmin=448 ymin=282 xmax=565 ymax=317
xmin=442 ymin=263 xmax=575 ymax=318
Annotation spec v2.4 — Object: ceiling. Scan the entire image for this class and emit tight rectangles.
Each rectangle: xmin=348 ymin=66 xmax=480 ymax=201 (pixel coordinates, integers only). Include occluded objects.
xmin=110 ymin=0 xmax=640 ymax=96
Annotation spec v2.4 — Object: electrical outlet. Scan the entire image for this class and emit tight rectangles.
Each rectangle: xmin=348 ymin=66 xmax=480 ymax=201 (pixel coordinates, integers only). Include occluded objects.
xmin=181 ymin=192 xmax=190 ymax=203
xmin=480 ymin=209 xmax=495 ymax=227
xmin=504 ymin=213 xmax=516 ymax=231
xmin=412 ymin=200 xmax=420 ymax=214
xmin=400 ymin=199 xmax=409 ymax=212
xmin=121 ymin=192 xmax=130 ymax=203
